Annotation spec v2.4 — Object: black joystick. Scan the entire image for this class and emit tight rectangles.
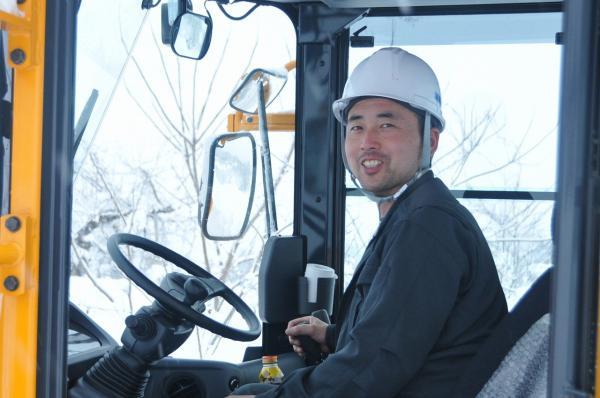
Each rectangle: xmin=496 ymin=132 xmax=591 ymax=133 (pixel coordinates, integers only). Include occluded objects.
xmin=298 ymin=309 xmax=331 ymax=366
xmin=125 ymin=314 xmax=156 ymax=340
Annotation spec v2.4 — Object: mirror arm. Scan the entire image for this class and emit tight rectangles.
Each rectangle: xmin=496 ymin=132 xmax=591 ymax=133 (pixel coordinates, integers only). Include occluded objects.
xmin=257 ymin=80 xmax=278 ymax=236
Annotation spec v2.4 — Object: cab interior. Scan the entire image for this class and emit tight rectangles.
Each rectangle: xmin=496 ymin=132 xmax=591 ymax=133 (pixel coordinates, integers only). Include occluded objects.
xmin=1 ymin=0 xmax=598 ymax=396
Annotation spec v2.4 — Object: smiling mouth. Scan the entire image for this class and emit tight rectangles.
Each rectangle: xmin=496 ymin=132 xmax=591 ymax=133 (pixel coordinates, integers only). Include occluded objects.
xmin=361 ymin=159 xmax=383 ymax=168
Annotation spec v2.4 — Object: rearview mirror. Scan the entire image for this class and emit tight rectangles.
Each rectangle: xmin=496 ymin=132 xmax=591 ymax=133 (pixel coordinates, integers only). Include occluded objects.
xmin=199 ymin=133 xmax=256 ymax=240
xmin=171 ymin=11 xmax=212 ymax=60
xmin=229 ymin=68 xmax=287 ymax=114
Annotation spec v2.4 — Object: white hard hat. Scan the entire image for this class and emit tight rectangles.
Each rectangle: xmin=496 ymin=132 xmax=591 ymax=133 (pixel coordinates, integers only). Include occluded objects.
xmin=332 ymin=47 xmax=445 ymax=131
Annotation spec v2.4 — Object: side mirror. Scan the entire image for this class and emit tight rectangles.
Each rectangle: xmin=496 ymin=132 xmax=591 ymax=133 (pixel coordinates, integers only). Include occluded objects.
xmin=171 ymin=11 xmax=212 ymax=60
xmin=199 ymin=133 xmax=256 ymax=241
xmin=229 ymin=68 xmax=287 ymax=114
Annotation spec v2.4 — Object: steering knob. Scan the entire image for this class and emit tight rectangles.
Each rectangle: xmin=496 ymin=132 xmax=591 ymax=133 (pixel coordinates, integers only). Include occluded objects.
xmin=125 ymin=314 xmax=156 ymax=340
xmin=183 ymin=277 xmax=209 ymax=305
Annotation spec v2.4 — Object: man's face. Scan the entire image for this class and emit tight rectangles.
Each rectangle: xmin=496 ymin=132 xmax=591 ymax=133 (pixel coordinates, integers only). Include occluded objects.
xmin=344 ymin=98 xmax=439 ymax=197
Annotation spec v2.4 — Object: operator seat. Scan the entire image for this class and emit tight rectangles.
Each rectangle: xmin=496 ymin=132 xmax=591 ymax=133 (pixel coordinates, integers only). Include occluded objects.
xmin=452 ymin=267 xmax=552 ymax=397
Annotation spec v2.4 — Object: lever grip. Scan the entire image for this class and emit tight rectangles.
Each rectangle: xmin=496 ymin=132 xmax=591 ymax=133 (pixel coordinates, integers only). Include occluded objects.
xmin=298 ymin=309 xmax=331 ymax=366
xmin=312 ymin=309 xmax=331 ymax=324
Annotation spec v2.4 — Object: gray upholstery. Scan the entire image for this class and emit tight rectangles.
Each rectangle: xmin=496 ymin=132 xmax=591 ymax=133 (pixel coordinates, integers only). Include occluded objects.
xmin=477 ymin=313 xmax=550 ymax=398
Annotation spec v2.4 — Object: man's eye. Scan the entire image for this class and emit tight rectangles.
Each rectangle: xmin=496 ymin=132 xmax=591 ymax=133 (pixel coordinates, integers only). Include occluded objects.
xmin=381 ymin=123 xmax=394 ymax=128
xmin=349 ymin=125 xmax=362 ymax=132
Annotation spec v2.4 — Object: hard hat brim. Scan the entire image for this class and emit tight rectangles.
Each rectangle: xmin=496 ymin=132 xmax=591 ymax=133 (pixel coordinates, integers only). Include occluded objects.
xmin=332 ymin=94 xmax=445 ymax=131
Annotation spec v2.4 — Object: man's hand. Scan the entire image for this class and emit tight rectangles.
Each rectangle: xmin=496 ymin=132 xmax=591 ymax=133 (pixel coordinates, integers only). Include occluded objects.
xmin=285 ymin=315 xmax=329 ymax=357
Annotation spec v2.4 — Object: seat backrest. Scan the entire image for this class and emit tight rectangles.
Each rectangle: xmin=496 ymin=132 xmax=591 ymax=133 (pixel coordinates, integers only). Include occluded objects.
xmin=477 ymin=313 xmax=550 ymax=397
xmin=452 ymin=267 xmax=553 ymax=397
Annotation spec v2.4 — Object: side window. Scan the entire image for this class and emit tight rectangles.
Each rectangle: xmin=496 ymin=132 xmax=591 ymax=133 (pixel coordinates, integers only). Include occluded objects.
xmin=0 ymin=32 xmax=11 ymax=214
xmin=344 ymin=12 xmax=561 ymax=308
xmin=71 ymin=2 xmax=296 ymax=360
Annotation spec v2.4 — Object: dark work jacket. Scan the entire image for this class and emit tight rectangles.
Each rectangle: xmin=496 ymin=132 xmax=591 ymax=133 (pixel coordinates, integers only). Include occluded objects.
xmin=257 ymin=172 xmax=508 ymax=398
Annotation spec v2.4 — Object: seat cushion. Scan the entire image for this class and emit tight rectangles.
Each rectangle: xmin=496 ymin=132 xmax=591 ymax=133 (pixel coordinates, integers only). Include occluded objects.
xmin=452 ymin=268 xmax=552 ymax=397
xmin=477 ymin=313 xmax=550 ymax=397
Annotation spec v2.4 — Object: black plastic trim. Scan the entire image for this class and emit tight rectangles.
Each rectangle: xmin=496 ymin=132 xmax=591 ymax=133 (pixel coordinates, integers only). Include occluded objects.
xmin=451 ymin=190 xmax=555 ymax=201
xmin=36 ymin=1 xmax=77 ymax=397
xmin=293 ymin=5 xmax=360 ymax=321
xmin=549 ymin=0 xmax=597 ymax=395
xmin=68 ymin=303 xmax=117 ymax=349
xmin=574 ymin=0 xmax=600 ymax=388
xmin=331 ymin=32 xmax=349 ymax=315
xmin=347 ymin=188 xmax=556 ymax=201
xmin=366 ymin=2 xmax=562 ymax=17
xmin=292 ymin=20 xmax=303 ymax=238
xmin=67 ymin=303 xmax=118 ymax=385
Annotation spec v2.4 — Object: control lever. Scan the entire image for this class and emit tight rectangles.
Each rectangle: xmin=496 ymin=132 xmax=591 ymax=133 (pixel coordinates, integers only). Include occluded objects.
xmin=298 ymin=309 xmax=331 ymax=366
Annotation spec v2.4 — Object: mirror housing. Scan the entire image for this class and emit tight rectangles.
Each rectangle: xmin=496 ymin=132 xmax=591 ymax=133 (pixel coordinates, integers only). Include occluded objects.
xmin=229 ymin=68 xmax=288 ymax=114
xmin=199 ymin=133 xmax=256 ymax=241
xmin=171 ymin=11 xmax=212 ymax=60
xmin=161 ymin=0 xmax=190 ymax=44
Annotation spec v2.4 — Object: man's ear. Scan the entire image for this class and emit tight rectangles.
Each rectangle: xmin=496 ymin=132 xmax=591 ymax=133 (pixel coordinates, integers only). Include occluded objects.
xmin=429 ymin=128 xmax=440 ymax=160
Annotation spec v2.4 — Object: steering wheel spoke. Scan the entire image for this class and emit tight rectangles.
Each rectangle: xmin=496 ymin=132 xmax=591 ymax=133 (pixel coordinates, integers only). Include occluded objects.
xmin=196 ymin=276 xmax=229 ymax=298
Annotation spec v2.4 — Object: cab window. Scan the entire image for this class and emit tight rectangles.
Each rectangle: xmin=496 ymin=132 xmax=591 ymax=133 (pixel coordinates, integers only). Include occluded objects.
xmin=344 ymin=10 xmax=562 ymax=308
xmin=0 ymin=32 xmax=11 ymax=214
xmin=71 ymin=1 xmax=296 ymax=360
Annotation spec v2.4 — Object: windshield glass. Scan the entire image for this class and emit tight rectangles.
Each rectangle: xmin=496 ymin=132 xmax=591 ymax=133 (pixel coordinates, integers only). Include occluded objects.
xmin=71 ymin=1 xmax=296 ymax=361
xmin=74 ymin=0 xmax=147 ymax=174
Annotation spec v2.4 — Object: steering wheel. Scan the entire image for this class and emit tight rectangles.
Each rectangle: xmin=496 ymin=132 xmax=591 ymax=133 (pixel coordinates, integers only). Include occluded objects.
xmin=107 ymin=233 xmax=261 ymax=342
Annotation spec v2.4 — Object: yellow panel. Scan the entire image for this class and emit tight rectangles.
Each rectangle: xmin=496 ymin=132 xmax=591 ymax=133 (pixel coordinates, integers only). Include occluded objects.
xmin=0 ymin=0 xmax=37 ymax=69
xmin=227 ymin=111 xmax=295 ymax=132
xmin=0 ymin=0 xmax=46 ymax=397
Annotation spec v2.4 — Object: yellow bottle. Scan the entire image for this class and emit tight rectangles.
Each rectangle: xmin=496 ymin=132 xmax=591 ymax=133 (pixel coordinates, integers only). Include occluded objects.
xmin=258 ymin=355 xmax=284 ymax=385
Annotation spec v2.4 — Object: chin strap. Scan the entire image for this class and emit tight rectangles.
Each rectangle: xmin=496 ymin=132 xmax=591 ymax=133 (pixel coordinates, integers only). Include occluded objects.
xmin=349 ymin=168 xmax=430 ymax=204
xmin=421 ymin=112 xmax=432 ymax=170
xmin=343 ymin=111 xmax=433 ymax=205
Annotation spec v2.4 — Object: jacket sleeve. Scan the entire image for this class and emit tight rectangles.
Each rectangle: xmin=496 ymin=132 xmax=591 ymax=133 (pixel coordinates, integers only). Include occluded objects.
xmin=256 ymin=218 xmax=468 ymax=398
xmin=325 ymin=324 xmax=337 ymax=352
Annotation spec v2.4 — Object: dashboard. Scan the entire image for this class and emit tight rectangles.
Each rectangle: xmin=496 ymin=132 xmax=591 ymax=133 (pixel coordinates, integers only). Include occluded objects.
xmin=67 ymin=304 xmax=304 ymax=397
xmin=67 ymin=304 xmax=118 ymax=386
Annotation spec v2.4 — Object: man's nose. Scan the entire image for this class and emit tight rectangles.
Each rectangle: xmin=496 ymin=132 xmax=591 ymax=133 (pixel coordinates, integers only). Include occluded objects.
xmin=360 ymin=127 xmax=379 ymax=150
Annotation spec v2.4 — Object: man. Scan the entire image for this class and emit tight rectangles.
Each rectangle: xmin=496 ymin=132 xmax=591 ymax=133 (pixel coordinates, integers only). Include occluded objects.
xmin=230 ymin=47 xmax=507 ymax=397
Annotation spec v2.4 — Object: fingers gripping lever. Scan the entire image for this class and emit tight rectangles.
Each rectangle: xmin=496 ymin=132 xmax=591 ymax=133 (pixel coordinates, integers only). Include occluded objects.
xmin=298 ymin=309 xmax=331 ymax=366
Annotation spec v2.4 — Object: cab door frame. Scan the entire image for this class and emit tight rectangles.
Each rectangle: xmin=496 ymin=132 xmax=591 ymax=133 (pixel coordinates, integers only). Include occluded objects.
xmin=36 ymin=1 xmax=77 ymax=397
xmin=0 ymin=0 xmax=74 ymax=396
xmin=293 ymin=4 xmax=365 ymax=308
xmin=550 ymin=0 xmax=600 ymax=395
